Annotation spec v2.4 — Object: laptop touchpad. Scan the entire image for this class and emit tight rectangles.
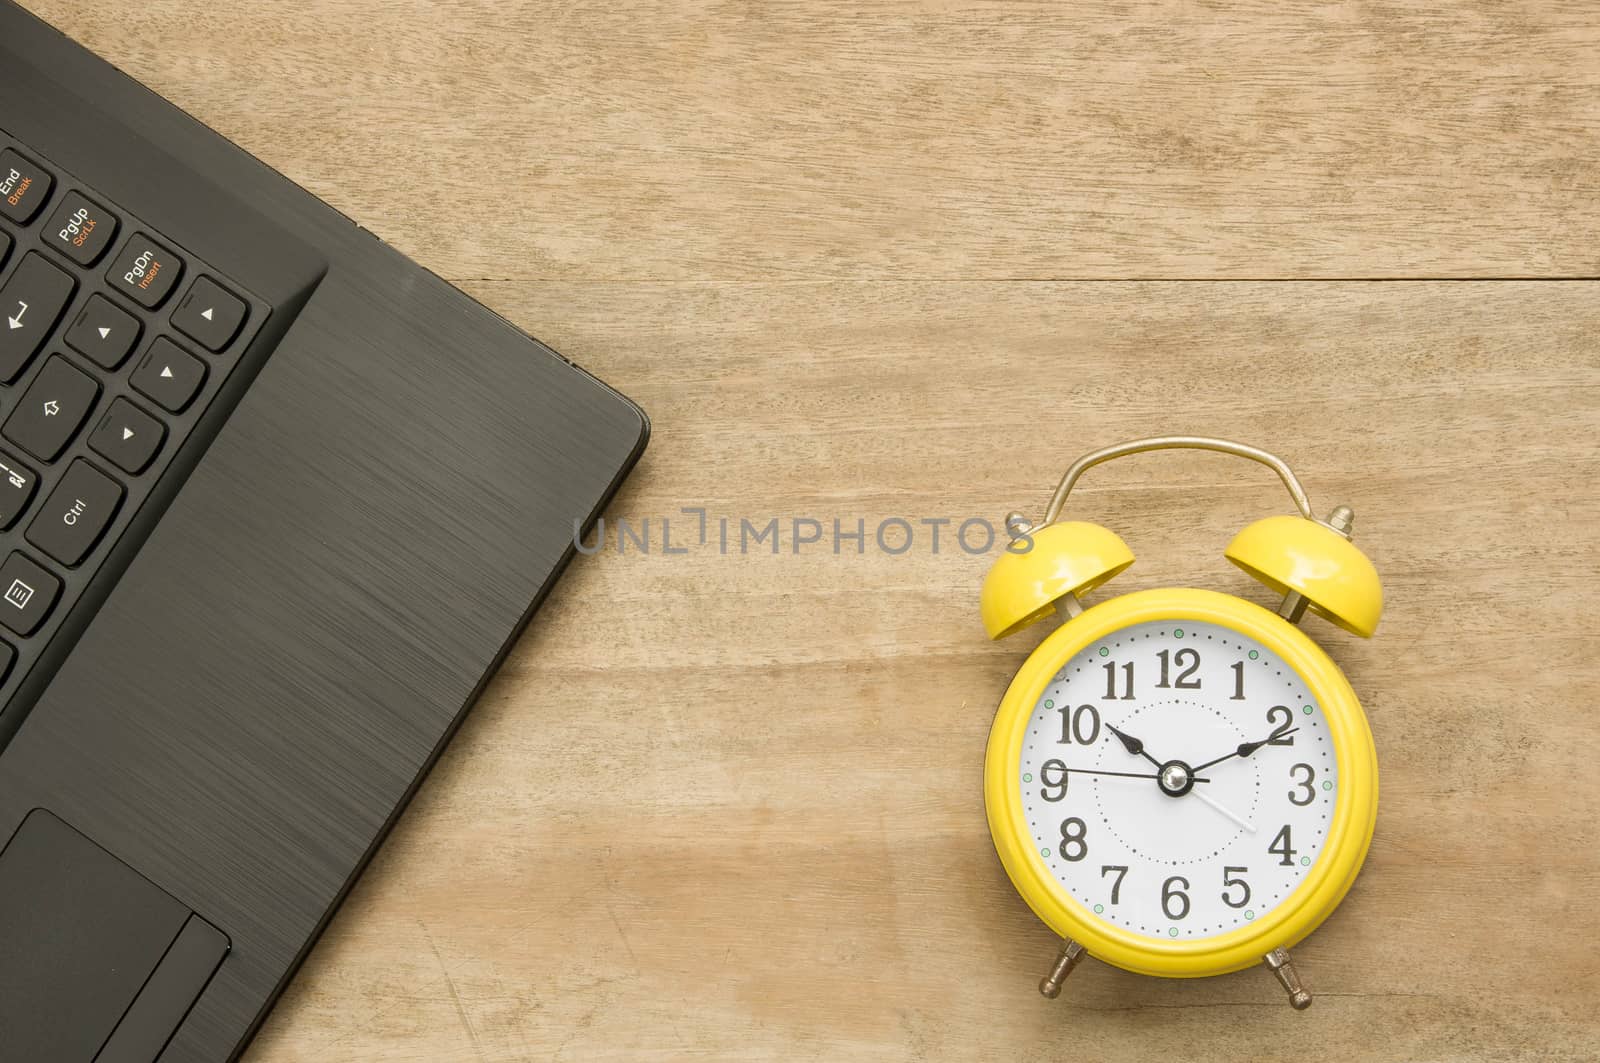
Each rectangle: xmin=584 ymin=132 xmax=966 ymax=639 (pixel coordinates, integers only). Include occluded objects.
xmin=0 ymin=809 xmax=230 ymax=1062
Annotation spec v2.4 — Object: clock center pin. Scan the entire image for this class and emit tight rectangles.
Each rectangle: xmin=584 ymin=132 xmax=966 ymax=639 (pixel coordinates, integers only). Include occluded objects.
xmin=1156 ymin=761 xmax=1195 ymax=797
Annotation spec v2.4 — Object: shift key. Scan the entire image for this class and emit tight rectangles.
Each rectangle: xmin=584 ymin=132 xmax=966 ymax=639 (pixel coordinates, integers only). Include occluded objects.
xmin=2 ymin=356 xmax=99 ymax=462
xmin=27 ymin=459 xmax=123 ymax=567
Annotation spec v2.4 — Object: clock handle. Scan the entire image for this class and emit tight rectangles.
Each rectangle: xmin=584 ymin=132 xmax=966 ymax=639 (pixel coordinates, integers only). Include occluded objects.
xmin=1264 ymin=947 xmax=1314 ymax=1009
xmin=1041 ymin=436 xmax=1317 ymax=525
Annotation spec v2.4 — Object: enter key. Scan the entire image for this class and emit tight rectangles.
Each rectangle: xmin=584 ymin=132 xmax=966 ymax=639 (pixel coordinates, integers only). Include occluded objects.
xmin=0 ymin=252 xmax=76 ymax=383
xmin=26 ymin=459 xmax=123 ymax=567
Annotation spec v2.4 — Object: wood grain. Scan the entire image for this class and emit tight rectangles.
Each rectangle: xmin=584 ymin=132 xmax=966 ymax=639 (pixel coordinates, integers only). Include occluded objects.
xmin=21 ymin=0 xmax=1600 ymax=281
xmin=235 ymin=280 xmax=1594 ymax=1061
xmin=15 ymin=0 xmax=1600 ymax=1058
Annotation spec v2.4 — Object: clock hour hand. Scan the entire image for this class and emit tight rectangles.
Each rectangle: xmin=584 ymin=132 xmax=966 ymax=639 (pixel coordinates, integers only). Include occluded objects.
xmin=1191 ymin=727 xmax=1300 ymax=773
xmin=1105 ymin=724 xmax=1163 ymax=769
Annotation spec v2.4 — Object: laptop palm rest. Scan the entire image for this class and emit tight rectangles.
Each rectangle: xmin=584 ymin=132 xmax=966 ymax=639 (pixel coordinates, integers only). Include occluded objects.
xmin=0 ymin=809 xmax=229 ymax=1061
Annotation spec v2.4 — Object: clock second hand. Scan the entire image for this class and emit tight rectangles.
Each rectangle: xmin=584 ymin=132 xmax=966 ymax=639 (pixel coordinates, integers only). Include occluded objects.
xmin=1191 ymin=788 xmax=1256 ymax=833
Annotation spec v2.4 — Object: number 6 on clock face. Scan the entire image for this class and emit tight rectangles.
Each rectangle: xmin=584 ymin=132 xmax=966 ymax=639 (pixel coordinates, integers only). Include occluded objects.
xmin=984 ymin=587 xmax=1379 ymax=981
xmin=977 ymin=437 xmax=1382 ymax=1001
xmin=1020 ymin=620 xmax=1335 ymax=940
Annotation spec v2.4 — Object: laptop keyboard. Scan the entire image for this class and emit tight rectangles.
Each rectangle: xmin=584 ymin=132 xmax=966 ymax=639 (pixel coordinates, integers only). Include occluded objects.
xmin=0 ymin=134 xmax=270 ymax=712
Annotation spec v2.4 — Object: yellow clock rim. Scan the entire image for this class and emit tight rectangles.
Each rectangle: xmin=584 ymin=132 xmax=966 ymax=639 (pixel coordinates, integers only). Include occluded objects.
xmin=983 ymin=587 xmax=1378 ymax=978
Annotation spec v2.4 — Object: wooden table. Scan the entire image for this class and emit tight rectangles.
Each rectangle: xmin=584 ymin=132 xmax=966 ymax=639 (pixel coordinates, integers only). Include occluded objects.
xmin=25 ymin=2 xmax=1600 ymax=1059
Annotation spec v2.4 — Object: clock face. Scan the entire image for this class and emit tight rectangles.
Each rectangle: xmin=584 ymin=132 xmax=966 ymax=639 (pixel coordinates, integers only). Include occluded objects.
xmin=1017 ymin=619 xmax=1338 ymax=941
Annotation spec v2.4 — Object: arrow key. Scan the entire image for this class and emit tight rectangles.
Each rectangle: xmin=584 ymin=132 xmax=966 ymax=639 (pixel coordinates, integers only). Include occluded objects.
xmin=2 ymin=355 xmax=99 ymax=462
xmin=89 ymin=398 xmax=165 ymax=474
xmin=172 ymin=275 xmax=246 ymax=352
xmin=130 ymin=337 xmax=207 ymax=413
xmin=65 ymin=294 xmax=142 ymax=369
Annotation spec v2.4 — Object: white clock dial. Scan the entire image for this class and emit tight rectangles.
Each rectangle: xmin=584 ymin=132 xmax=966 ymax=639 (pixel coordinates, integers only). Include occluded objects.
xmin=1018 ymin=620 xmax=1337 ymax=941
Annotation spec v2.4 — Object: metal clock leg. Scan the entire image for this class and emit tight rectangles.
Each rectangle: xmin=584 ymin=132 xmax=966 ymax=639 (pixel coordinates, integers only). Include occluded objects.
xmin=1038 ymin=939 xmax=1086 ymax=998
xmin=1264 ymin=947 xmax=1313 ymax=1009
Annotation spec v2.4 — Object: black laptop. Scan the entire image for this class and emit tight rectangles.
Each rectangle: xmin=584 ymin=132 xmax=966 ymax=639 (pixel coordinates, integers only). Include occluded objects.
xmin=0 ymin=5 xmax=648 ymax=1058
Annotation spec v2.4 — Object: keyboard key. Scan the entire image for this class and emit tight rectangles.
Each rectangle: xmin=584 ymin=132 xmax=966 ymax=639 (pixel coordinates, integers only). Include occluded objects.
xmin=2 ymin=355 xmax=99 ymax=461
xmin=0 ymin=552 xmax=60 ymax=636
xmin=0 ymin=450 xmax=38 ymax=530
xmin=107 ymin=232 xmax=183 ymax=309
xmin=0 ymin=229 xmax=10 ymax=268
xmin=27 ymin=459 xmax=124 ymax=566
xmin=64 ymin=294 xmax=141 ymax=369
xmin=42 ymin=190 xmax=119 ymax=267
xmin=172 ymin=276 xmax=247 ymax=352
xmin=131 ymin=338 xmax=206 ymax=413
xmin=0 ymin=252 xmax=76 ymax=382
xmin=0 ymin=640 xmax=13 ymax=684
xmin=0 ymin=149 xmax=53 ymax=224
xmin=89 ymin=399 xmax=165 ymax=474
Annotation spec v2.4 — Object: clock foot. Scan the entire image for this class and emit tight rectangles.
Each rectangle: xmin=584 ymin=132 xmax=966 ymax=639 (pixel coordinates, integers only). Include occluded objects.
xmin=1038 ymin=938 xmax=1086 ymax=999
xmin=1264 ymin=947 xmax=1313 ymax=1010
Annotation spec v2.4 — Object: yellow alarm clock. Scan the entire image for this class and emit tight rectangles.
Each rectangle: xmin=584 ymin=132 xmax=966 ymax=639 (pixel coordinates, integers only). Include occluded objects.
xmin=981 ymin=437 xmax=1380 ymax=1008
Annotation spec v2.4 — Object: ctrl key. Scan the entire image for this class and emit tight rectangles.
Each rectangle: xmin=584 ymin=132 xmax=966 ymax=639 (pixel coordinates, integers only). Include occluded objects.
xmin=27 ymin=459 xmax=124 ymax=567
xmin=0 ymin=552 xmax=60 ymax=637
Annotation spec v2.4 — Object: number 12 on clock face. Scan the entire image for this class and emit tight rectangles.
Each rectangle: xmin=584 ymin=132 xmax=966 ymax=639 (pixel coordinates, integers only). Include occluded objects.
xmin=979 ymin=437 xmax=1382 ymax=1003
xmin=1019 ymin=620 xmax=1337 ymax=942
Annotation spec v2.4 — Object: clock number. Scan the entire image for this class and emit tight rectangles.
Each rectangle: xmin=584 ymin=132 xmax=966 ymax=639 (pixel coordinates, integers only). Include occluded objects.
xmin=1221 ymin=866 xmax=1251 ymax=909
xmin=1039 ymin=759 xmax=1070 ymax=802
xmin=1161 ymin=875 xmax=1191 ymax=920
xmin=1268 ymin=825 xmax=1298 ymax=866
xmin=1100 ymin=864 xmax=1129 ymax=905
xmin=1056 ymin=704 xmax=1102 ymax=746
xmin=1059 ymin=818 xmax=1088 ymax=862
xmin=1230 ymin=660 xmax=1246 ymax=700
xmin=1155 ymin=648 xmax=1201 ymax=689
xmin=1265 ymin=705 xmax=1296 ymax=746
xmin=1173 ymin=649 xmax=1201 ymax=688
xmin=1288 ymin=763 xmax=1316 ymax=806
xmin=1101 ymin=661 xmax=1134 ymax=700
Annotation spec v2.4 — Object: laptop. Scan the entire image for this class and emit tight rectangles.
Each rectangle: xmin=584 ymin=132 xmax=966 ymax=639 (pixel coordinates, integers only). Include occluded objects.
xmin=0 ymin=4 xmax=648 ymax=1058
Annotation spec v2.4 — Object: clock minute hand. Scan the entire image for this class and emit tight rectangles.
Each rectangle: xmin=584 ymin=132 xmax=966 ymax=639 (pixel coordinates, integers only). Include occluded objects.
xmin=1105 ymin=724 xmax=1163 ymax=769
xmin=1066 ymin=767 xmax=1212 ymax=783
xmin=1191 ymin=727 xmax=1300 ymax=773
